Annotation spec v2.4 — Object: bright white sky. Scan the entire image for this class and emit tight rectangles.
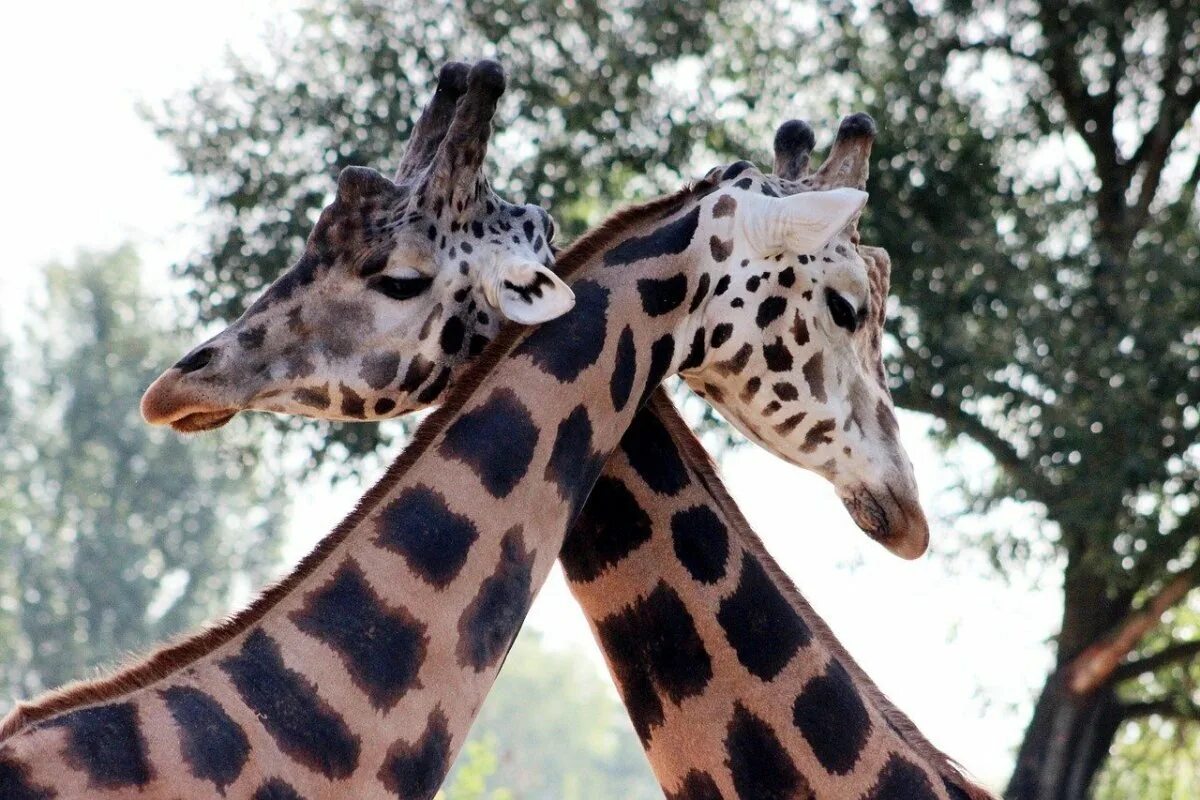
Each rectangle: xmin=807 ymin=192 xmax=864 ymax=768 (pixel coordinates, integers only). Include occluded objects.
xmin=0 ymin=1 xmax=1061 ymax=788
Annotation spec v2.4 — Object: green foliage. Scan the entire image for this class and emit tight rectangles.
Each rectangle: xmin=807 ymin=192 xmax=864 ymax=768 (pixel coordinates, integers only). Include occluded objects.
xmin=0 ymin=247 xmax=288 ymax=701
xmin=444 ymin=627 xmax=659 ymax=800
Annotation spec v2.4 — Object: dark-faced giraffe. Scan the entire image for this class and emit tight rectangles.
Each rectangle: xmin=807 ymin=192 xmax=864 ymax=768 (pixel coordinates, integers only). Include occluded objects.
xmin=0 ymin=65 xmax=988 ymax=800
xmin=141 ymin=64 xmax=988 ymax=799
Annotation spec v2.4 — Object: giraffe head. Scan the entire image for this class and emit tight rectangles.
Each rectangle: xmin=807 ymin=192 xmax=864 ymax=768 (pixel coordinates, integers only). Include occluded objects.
xmin=679 ymin=114 xmax=928 ymax=557
xmin=141 ymin=60 xmax=570 ymax=431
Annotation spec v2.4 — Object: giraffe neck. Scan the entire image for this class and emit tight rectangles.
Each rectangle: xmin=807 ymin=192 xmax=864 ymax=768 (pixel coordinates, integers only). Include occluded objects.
xmin=0 ymin=191 xmax=704 ymax=799
xmin=565 ymin=390 xmax=991 ymax=800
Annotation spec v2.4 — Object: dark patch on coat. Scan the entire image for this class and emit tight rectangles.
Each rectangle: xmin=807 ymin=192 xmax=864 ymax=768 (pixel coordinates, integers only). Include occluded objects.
xmin=790 ymin=311 xmax=809 ymax=346
xmin=801 ymin=418 xmax=837 ymax=452
xmin=360 ymin=352 xmax=402 ymax=390
xmin=440 ymin=315 xmax=466 ymax=355
xmin=44 ymin=701 xmax=152 ymax=790
xmin=237 ymin=325 xmax=267 ymax=350
xmin=374 ymin=484 xmax=480 ymax=588
xmin=718 ymin=553 xmax=812 ymax=681
xmin=756 ymin=296 xmax=788 ymax=328
xmin=763 ymin=337 xmax=793 ymax=371
xmin=774 ymin=411 xmax=808 ymax=437
xmin=710 ymin=322 xmax=733 ymax=349
xmin=293 ymin=386 xmax=330 ymax=410
xmin=715 ymin=343 xmax=752 ymax=376
xmin=439 ymin=387 xmax=539 ymax=498
xmin=724 ymin=704 xmax=811 ymax=800
xmin=603 ymin=206 xmax=701 ymax=267
xmin=543 ymin=405 xmax=606 ymax=519
xmin=665 ymin=769 xmax=724 ymax=800
xmin=802 ymin=352 xmax=826 ymax=402
xmin=709 ymin=236 xmax=733 ymax=262
xmin=689 ymin=272 xmax=711 ymax=312
xmin=416 ymin=366 xmax=451 ymax=403
xmin=340 ymin=384 xmax=366 ymax=418
xmin=251 ymin=778 xmax=306 ymax=800
xmin=639 ymin=333 xmax=676 ymax=409
xmin=712 ymin=193 xmax=738 ymax=218
xmin=671 ymin=504 xmax=730 ymax=584
xmin=678 ymin=327 xmax=707 ymax=372
xmin=610 ymin=325 xmax=637 ymax=412
xmin=597 ymin=582 xmax=713 ymax=744
xmin=0 ymin=754 xmax=55 ymax=800
xmin=513 ymin=280 xmax=609 ymax=382
xmin=457 ymin=527 xmax=535 ymax=670
xmin=637 ymin=273 xmax=689 ymax=317
xmin=791 ymin=659 xmax=872 ymax=775
xmin=559 ymin=475 xmax=653 ymax=582
xmin=773 ymin=382 xmax=799 ymax=401
xmin=862 ymin=754 xmax=940 ymax=800
xmin=620 ymin=407 xmax=690 ymax=496
xmin=722 ymin=161 xmax=753 ymax=180
xmin=160 ymin=685 xmax=251 ymax=793
xmin=399 ymin=354 xmax=435 ymax=393
xmin=289 ymin=559 xmax=428 ymax=710
xmin=219 ymin=629 xmax=360 ymax=779
xmin=377 ymin=707 xmax=453 ymax=800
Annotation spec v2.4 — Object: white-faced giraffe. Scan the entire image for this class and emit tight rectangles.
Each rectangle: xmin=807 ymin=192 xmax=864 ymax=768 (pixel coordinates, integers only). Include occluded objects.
xmin=139 ymin=62 xmax=989 ymax=800
xmin=0 ymin=65 xmax=988 ymax=800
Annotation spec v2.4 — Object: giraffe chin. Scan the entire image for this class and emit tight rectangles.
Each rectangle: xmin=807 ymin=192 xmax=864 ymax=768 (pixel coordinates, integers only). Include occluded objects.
xmin=169 ymin=409 xmax=238 ymax=433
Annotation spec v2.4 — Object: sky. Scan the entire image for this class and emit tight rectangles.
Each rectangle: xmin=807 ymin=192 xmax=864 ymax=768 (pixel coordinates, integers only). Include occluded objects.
xmin=0 ymin=1 xmax=1061 ymax=788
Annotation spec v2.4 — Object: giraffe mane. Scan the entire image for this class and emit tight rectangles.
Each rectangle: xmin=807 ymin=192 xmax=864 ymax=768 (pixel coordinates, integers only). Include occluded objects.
xmin=646 ymin=391 xmax=997 ymax=800
xmin=0 ymin=177 xmax=715 ymax=742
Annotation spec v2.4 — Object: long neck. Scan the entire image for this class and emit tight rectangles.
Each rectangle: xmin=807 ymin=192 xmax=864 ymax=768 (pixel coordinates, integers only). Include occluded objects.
xmin=0 ymin=204 xmax=703 ymax=799
xmin=565 ymin=390 xmax=991 ymax=800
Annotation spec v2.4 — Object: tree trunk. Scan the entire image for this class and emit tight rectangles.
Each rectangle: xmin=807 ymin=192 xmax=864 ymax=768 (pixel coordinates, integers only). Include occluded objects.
xmin=1006 ymin=558 xmax=1130 ymax=800
xmin=1006 ymin=676 xmax=1125 ymax=800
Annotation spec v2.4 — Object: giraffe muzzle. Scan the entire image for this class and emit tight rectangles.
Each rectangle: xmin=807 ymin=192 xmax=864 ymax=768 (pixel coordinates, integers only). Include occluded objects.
xmin=839 ymin=485 xmax=929 ymax=560
xmin=140 ymin=369 xmax=239 ymax=433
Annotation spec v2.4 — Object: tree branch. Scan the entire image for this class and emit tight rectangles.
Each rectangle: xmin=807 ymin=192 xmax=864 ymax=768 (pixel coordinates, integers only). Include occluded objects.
xmin=1126 ymin=7 xmax=1200 ymax=236
xmin=1123 ymin=696 xmax=1200 ymax=723
xmin=1067 ymin=567 xmax=1200 ymax=695
xmin=1114 ymin=640 xmax=1200 ymax=683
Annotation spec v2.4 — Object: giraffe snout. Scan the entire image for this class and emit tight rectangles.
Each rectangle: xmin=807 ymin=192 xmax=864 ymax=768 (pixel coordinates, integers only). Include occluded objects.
xmin=141 ymin=354 xmax=239 ymax=433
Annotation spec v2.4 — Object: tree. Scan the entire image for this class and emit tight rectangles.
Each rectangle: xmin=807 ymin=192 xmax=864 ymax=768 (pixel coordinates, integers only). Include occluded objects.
xmin=153 ymin=1 xmax=1200 ymax=795
xmin=0 ymin=247 xmax=289 ymax=700
xmin=797 ymin=3 xmax=1200 ymax=797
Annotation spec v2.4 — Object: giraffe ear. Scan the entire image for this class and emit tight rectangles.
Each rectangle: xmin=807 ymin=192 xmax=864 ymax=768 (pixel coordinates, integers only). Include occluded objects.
xmin=740 ymin=187 xmax=868 ymax=257
xmin=485 ymin=259 xmax=575 ymax=324
xmin=776 ymin=188 xmax=868 ymax=253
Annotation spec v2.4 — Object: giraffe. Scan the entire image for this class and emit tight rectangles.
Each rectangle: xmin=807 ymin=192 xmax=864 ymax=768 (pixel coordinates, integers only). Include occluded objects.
xmin=142 ymin=64 xmax=991 ymax=800
xmin=0 ymin=66 xmax=984 ymax=800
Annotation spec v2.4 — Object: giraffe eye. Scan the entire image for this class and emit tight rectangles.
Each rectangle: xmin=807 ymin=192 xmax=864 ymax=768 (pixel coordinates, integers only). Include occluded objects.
xmin=825 ymin=289 xmax=859 ymax=332
xmin=371 ymin=274 xmax=434 ymax=301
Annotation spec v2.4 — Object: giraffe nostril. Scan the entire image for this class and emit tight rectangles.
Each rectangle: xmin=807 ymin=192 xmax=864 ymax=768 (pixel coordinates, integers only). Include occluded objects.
xmin=174 ymin=346 xmax=216 ymax=375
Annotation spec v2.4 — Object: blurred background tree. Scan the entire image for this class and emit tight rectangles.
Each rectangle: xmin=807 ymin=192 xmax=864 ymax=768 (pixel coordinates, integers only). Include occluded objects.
xmin=143 ymin=0 xmax=1199 ymax=797
xmin=0 ymin=247 xmax=288 ymax=699
xmin=444 ymin=628 xmax=660 ymax=800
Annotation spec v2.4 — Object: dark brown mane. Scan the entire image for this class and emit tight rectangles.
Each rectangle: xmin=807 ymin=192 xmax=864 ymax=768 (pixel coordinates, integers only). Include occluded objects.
xmin=0 ymin=178 xmax=711 ymax=741
xmin=646 ymin=391 xmax=997 ymax=800
xmin=552 ymin=177 xmax=715 ymax=281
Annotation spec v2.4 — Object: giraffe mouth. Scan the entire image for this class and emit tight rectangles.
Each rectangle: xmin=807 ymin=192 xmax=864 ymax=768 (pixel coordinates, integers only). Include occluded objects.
xmin=170 ymin=409 xmax=238 ymax=433
xmin=839 ymin=486 xmax=929 ymax=560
